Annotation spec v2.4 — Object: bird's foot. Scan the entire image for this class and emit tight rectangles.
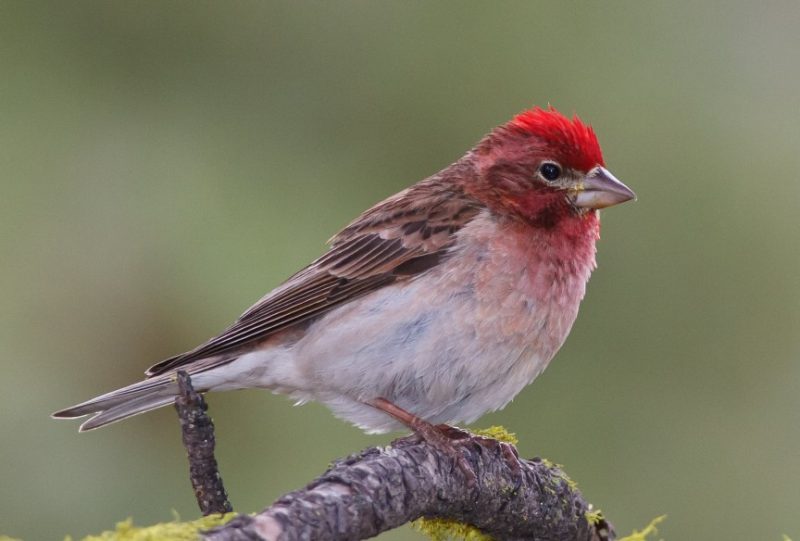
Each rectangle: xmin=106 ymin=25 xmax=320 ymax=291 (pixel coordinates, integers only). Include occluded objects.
xmin=436 ymin=424 xmax=522 ymax=490
xmin=414 ymin=424 xmax=523 ymax=490
xmin=408 ymin=421 xmax=480 ymax=487
xmin=366 ymin=398 xmax=521 ymax=488
xmin=468 ymin=432 xmax=523 ymax=491
xmin=366 ymin=398 xmax=479 ymax=486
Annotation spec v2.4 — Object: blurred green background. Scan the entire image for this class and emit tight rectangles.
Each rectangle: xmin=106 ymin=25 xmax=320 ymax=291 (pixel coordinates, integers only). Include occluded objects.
xmin=2 ymin=1 xmax=799 ymax=539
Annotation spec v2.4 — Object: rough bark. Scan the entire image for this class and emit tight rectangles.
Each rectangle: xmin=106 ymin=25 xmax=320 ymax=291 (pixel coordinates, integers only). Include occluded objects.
xmin=201 ymin=435 xmax=614 ymax=541
xmin=175 ymin=373 xmax=613 ymax=540
xmin=175 ymin=370 xmax=233 ymax=515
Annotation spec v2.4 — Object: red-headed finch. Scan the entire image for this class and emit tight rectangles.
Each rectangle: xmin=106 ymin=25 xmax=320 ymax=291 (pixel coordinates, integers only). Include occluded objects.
xmin=54 ymin=107 xmax=635 ymax=451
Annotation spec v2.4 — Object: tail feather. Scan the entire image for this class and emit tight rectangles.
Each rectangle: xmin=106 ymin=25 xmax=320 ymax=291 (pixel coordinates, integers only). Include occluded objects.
xmin=52 ymin=376 xmax=180 ymax=431
xmin=78 ymin=393 xmax=178 ymax=431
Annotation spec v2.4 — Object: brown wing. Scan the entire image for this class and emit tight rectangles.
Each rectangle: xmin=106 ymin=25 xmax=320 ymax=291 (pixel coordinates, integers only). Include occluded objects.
xmin=145 ymin=178 xmax=481 ymax=376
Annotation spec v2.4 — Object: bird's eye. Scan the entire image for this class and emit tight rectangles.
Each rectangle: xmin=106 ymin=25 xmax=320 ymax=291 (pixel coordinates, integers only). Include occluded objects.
xmin=539 ymin=162 xmax=562 ymax=181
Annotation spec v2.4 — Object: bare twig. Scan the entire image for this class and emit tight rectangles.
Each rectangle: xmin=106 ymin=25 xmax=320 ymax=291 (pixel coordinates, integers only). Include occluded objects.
xmin=202 ymin=434 xmax=615 ymax=541
xmin=175 ymin=370 xmax=233 ymax=515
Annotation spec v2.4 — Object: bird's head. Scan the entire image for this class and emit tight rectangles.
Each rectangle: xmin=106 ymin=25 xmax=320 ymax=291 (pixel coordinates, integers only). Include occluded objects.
xmin=468 ymin=106 xmax=635 ymax=229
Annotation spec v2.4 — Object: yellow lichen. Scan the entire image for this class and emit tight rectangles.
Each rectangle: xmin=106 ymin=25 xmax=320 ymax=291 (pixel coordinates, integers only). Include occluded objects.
xmin=617 ymin=515 xmax=666 ymax=541
xmin=65 ymin=513 xmax=236 ymax=541
xmin=585 ymin=506 xmax=605 ymax=526
xmin=472 ymin=426 xmax=518 ymax=445
xmin=537 ymin=457 xmax=577 ymax=492
xmin=412 ymin=518 xmax=493 ymax=541
xmin=540 ymin=457 xmax=559 ymax=469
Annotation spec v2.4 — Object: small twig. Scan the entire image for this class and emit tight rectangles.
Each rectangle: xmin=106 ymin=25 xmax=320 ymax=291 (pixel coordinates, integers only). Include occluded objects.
xmin=175 ymin=370 xmax=233 ymax=515
xmin=203 ymin=434 xmax=615 ymax=541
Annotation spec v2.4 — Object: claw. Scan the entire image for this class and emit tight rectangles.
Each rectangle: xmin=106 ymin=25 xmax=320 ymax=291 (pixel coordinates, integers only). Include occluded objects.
xmin=366 ymin=397 xmax=522 ymax=490
xmin=410 ymin=419 xmax=478 ymax=486
xmin=469 ymin=435 xmax=523 ymax=492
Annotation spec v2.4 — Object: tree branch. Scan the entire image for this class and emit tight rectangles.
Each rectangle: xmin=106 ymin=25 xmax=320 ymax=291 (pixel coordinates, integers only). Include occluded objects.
xmin=174 ymin=372 xmax=613 ymax=540
xmin=201 ymin=434 xmax=614 ymax=541
xmin=175 ymin=370 xmax=233 ymax=515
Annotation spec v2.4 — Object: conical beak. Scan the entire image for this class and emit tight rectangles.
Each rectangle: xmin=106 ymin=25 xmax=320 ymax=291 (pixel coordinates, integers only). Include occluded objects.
xmin=573 ymin=166 xmax=636 ymax=209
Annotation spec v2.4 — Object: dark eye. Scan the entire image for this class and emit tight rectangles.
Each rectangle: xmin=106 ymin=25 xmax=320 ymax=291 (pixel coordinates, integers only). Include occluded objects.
xmin=539 ymin=162 xmax=562 ymax=181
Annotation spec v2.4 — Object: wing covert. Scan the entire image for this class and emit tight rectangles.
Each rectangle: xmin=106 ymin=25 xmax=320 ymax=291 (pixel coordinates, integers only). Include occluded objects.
xmin=146 ymin=179 xmax=480 ymax=376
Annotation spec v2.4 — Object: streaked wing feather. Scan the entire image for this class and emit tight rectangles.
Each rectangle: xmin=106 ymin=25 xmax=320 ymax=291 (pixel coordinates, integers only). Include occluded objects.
xmin=146 ymin=179 xmax=480 ymax=376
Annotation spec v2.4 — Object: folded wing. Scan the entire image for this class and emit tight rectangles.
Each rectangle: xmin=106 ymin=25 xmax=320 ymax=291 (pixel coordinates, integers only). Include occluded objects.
xmin=146 ymin=179 xmax=481 ymax=376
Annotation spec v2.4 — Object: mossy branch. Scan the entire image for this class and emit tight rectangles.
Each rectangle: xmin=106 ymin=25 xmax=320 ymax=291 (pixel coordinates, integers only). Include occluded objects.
xmin=174 ymin=373 xmax=613 ymax=540
xmin=201 ymin=432 xmax=614 ymax=541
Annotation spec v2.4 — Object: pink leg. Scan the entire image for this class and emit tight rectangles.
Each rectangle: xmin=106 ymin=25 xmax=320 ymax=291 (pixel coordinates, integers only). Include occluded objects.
xmin=367 ymin=398 xmax=477 ymax=486
xmin=366 ymin=397 xmax=523 ymax=489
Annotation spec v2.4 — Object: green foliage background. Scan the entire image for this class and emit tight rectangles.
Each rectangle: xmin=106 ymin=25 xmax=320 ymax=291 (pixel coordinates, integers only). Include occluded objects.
xmin=1 ymin=2 xmax=798 ymax=539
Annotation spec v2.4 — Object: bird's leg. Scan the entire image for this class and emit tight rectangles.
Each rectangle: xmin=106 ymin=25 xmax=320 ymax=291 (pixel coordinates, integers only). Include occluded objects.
xmin=367 ymin=397 xmax=454 ymax=445
xmin=435 ymin=424 xmax=472 ymax=440
xmin=368 ymin=398 xmax=523 ymax=490
xmin=366 ymin=397 xmax=478 ymax=486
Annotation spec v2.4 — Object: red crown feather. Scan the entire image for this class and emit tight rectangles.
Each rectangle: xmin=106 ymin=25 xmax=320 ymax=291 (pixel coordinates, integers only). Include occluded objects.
xmin=509 ymin=106 xmax=604 ymax=171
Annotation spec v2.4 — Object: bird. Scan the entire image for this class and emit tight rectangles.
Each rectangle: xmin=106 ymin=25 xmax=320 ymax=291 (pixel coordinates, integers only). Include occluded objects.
xmin=53 ymin=106 xmax=635 ymax=453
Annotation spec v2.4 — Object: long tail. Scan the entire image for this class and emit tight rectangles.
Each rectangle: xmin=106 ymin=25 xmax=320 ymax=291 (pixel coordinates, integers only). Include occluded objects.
xmin=52 ymin=375 xmax=183 ymax=431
